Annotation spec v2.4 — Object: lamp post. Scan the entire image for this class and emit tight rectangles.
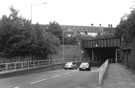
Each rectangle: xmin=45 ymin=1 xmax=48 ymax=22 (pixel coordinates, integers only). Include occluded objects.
xmin=62 ymin=31 xmax=65 ymax=61
xmin=31 ymin=2 xmax=47 ymax=23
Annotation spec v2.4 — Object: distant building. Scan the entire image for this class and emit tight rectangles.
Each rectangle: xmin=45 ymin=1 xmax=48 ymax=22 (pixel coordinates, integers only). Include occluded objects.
xmin=39 ymin=24 xmax=116 ymax=37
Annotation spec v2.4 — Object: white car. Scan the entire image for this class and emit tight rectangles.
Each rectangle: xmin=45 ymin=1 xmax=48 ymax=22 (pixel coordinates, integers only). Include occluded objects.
xmin=79 ymin=62 xmax=91 ymax=71
xmin=64 ymin=62 xmax=77 ymax=70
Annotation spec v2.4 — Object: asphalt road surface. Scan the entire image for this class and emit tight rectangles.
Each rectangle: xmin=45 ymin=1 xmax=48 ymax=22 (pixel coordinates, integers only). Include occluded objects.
xmin=0 ymin=67 xmax=99 ymax=88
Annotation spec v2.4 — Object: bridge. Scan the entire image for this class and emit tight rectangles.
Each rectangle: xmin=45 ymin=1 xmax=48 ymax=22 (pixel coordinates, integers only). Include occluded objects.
xmin=81 ymin=38 xmax=121 ymax=63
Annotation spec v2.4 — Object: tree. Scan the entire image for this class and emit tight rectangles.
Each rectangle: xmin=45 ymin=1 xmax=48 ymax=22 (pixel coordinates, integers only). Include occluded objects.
xmin=32 ymin=23 xmax=60 ymax=58
xmin=115 ymin=9 xmax=135 ymax=45
xmin=0 ymin=7 xmax=60 ymax=60
xmin=47 ymin=21 xmax=63 ymax=43
xmin=0 ymin=6 xmax=32 ymax=57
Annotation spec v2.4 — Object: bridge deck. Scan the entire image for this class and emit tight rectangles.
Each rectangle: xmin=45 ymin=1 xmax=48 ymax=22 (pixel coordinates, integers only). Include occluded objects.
xmin=82 ymin=38 xmax=121 ymax=48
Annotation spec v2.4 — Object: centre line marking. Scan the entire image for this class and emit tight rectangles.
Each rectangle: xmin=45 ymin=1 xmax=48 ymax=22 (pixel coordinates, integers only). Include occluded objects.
xmin=63 ymin=72 xmax=70 ymax=75
xmin=72 ymin=70 xmax=77 ymax=72
xmin=52 ymin=70 xmax=62 ymax=72
xmin=51 ymin=75 xmax=61 ymax=78
xmin=14 ymin=86 xmax=20 ymax=88
xmin=30 ymin=78 xmax=47 ymax=84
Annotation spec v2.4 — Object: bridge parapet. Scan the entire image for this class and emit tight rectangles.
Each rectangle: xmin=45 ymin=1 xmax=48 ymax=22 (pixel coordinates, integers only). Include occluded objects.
xmin=82 ymin=38 xmax=121 ymax=48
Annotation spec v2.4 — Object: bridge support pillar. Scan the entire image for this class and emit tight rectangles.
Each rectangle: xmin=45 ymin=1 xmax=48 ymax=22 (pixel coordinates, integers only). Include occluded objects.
xmin=92 ymin=49 xmax=94 ymax=61
xmin=115 ymin=50 xmax=117 ymax=63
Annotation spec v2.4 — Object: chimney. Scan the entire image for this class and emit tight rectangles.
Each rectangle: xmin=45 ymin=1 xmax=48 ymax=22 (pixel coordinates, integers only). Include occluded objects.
xmin=110 ymin=24 xmax=113 ymax=28
xmin=91 ymin=23 xmax=94 ymax=26
xmin=108 ymin=24 xmax=110 ymax=28
xmin=108 ymin=24 xmax=113 ymax=28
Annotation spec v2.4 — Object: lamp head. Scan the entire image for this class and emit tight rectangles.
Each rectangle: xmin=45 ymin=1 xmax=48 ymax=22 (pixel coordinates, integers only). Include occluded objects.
xmin=43 ymin=2 xmax=47 ymax=4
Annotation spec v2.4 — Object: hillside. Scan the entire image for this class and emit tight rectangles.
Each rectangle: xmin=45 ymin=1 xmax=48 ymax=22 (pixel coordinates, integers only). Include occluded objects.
xmin=54 ymin=45 xmax=82 ymax=59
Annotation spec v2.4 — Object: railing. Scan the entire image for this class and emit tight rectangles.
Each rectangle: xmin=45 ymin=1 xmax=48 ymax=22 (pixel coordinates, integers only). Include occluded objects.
xmin=0 ymin=58 xmax=90 ymax=73
xmin=99 ymin=59 xmax=109 ymax=84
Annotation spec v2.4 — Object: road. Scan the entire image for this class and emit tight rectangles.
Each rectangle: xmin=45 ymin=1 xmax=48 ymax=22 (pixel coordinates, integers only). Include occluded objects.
xmin=0 ymin=67 xmax=99 ymax=88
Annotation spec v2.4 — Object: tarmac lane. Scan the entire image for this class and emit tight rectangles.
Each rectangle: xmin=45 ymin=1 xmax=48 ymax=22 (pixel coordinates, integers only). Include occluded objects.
xmin=0 ymin=67 xmax=99 ymax=88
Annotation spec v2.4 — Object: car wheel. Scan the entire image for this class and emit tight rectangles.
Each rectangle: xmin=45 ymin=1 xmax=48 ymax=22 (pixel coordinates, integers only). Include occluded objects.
xmin=88 ymin=68 xmax=91 ymax=71
xmin=72 ymin=68 xmax=74 ymax=70
xmin=71 ymin=68 xmax=73 ymax=70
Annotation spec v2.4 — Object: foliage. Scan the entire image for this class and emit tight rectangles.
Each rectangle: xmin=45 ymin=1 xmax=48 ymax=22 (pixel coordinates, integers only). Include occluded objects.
xmin=64 ymin=36 xmax=78 ymax=45
xmin=0 ymin=7 xmax=60 ymax=59
xmin=47 ymin=21 xmax=63 ymax=43
xmin=0 ymin=7 xmax=32 ymax=57
xmin=115 ymin=9 xmax=135 ymax=44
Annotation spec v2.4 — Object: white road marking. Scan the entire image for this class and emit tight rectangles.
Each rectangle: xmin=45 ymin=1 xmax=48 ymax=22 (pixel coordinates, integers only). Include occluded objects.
xmin=51 ymin=75 xmax=61 ymax=78
xmin=30 ymin=78 xmax=47 ymax=84
xmin=63 ymin=70 xmax=77 ymax=75
xmin=72 ymin=70 xmax=78 ymax=72
xmin=14 ymin=86 xmax=20 ymax=88
xmin=30 ymin=70 xmax=77 ymax=85
xmin=63 ymin=72 xmax=71 ymax=75
xmin=52 ymin=70 xmax=63 ymax=72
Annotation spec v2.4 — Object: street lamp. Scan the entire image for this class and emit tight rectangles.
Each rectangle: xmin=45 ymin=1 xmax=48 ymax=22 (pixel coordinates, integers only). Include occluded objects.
xmin=95 ymin=44 xmax=98 ymax=47
xmin=81 ymin=50 xmax=84 ymax=62
xmin=81 ymin=50 xmax=84 ymax=58
xmin=62 ymin=31 xmax=65 ymax=60
xmin=31 ymin=2 xmax=47 ymax=23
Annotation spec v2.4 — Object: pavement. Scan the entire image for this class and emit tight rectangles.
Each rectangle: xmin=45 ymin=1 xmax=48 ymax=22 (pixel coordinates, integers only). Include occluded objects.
xmin=102 ymin=63 xmax=135 ymax=88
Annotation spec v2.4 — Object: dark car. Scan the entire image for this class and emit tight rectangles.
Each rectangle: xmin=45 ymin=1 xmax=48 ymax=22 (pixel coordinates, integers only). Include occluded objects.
xmin=79 ymin=62 xmax=91 ymax=71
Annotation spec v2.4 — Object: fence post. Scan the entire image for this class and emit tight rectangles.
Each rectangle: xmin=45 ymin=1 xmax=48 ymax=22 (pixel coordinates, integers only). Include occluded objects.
xmin=37 ymin=60 xmax=38 ymax=67
xmin=14 ymin=62 xmax=17 ymax=70
xmin=48 ymin=59 xmax=51 ymax=65
xmin=28 ymin=61 xmax=30 ymax=69
xmin=22 ymin=62 xmax=24 ymax=70
xmin=39 ymin=60 xmax=41 ymax=67
xmin=6 ymin=63 xmax=8 ymax=71
xmin=33 ymin=61 xmax=34 ymax=68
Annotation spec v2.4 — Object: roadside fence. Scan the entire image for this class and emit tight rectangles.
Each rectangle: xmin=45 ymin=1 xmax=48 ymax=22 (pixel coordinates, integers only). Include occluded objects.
xmin=0 ymin=58 xmax=90 ymax=73
xmin=99 ymin=59 xmax=109 ymax=84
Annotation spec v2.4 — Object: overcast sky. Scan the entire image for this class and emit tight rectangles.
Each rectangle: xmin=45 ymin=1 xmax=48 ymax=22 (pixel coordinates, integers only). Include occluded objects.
xmin=0 ymin=0 xmax=134 ymax=27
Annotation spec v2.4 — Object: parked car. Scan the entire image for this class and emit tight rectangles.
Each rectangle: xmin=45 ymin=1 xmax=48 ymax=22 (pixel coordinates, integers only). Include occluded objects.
xmin=64 ymin=62 xmax=77 ymax=70
xmin=79 ymin=62 xmax=91 ymax=71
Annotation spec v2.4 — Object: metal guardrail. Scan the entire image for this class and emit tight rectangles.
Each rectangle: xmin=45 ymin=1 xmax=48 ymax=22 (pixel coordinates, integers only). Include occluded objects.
xmin=0 ymin=58 xmax=90 ymax=73
xmin=99 ymin=59 xmax=109 ymax=84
